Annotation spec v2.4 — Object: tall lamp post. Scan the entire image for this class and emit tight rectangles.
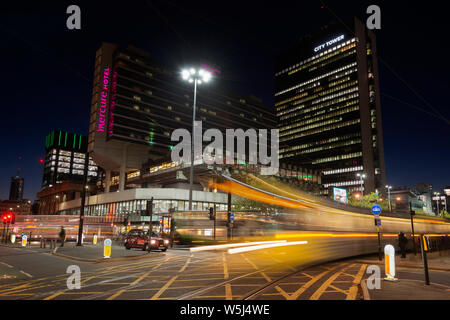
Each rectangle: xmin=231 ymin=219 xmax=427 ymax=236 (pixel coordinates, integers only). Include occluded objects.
xmin=433 ymin=192 xmax=441 ymax=216
xmin=356 ymin=173 xmax=366 ymax=208
xmin=181 ymin=68 xmax=212 ymax=211
xmin=386 ymin=185 xmax=392 ymax=211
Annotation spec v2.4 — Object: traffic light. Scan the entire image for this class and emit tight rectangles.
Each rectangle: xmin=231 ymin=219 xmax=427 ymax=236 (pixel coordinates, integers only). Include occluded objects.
xmin=209 ymin=207 xmax=215 ymax=220
xmin=1 ymin=212 xmax=14 ymax=224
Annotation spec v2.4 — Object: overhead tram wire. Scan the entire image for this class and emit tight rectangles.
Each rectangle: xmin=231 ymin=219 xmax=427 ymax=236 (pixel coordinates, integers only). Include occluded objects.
xmin=318 ymin=0 xmax=450 ymax=126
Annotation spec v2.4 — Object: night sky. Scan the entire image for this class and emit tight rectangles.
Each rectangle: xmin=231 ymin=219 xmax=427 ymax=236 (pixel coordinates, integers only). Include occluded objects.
xmin=1 ymin=0 xmax=449 ymax=201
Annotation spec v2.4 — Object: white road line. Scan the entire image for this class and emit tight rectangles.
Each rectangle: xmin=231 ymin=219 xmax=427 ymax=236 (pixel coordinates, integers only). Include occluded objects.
xmin=0 ymin=262 xmax=14 ymax=268
xmin=20 ymin=271 xmax=33 ymax=278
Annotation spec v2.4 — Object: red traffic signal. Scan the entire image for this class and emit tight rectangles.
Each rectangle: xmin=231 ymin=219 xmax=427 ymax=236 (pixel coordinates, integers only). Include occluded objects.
xmin=1 ymin=212 xmax=15 ymax=224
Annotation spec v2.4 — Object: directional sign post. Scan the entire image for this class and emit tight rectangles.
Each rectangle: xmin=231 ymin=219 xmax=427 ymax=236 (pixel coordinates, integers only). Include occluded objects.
xmin=372 ymin=205 xmax=382 ymax=261
xmin=230 ymin=213 xmax=235 ymax=222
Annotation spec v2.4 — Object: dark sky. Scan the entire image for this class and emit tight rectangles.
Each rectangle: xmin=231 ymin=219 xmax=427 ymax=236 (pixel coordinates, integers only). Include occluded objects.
xmin=1 ymin=0 xmax=449 ymax=201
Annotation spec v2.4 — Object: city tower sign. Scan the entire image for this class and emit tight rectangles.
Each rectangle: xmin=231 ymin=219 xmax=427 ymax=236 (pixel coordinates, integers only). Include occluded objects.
xmin=314 ymin=34 xmax=345 ymax=52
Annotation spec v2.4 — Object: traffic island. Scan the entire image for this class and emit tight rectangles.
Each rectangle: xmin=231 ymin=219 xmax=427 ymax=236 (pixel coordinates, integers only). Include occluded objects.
xmin=52 ymin=243 xmax=165 ymax=263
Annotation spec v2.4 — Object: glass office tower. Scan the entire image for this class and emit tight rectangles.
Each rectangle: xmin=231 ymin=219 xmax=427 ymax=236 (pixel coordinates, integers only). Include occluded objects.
xmin=275 ymin=18 xmax=386 ymax=195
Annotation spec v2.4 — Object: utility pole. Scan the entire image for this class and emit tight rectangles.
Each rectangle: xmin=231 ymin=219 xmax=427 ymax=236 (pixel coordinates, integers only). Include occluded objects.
xmin=419 ymin=234 xmax=430 ymax=285
xmin=409 ymin=202 xmax=416 ymax=256
xmin=77 ymin=152 xmax=90 ymax=246
xmin=213 ymin=204 xmax=217 ymax=241
xmin=227 ymin=192 xmax=232 ymax=241
xmin=147 ymin=197 xmax=153 ymax=252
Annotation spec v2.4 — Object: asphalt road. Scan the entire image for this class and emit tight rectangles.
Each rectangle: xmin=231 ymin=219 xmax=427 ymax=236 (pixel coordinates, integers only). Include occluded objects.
xmin=0 ymin=244 xmax=448 ymax=300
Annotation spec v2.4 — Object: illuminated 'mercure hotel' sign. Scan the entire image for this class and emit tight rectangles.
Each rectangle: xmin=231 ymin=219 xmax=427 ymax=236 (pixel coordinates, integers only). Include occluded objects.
xmin=97 ymin=67 xmax=110 ymax=132
xmin=314 ymin=34 xmax=345 ymax=52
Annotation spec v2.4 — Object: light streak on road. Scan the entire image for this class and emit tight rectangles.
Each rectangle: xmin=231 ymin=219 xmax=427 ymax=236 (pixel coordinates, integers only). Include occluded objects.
xmin=190 ymin=241 xmax=287 ymax=252
xmin=227 ymin=241 xmax=308 ymax=254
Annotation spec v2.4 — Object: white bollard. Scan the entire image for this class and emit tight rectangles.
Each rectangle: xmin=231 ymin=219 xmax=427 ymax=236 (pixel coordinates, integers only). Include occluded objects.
xmin=21 ymin=235 xmax=27 ymax=247
xmin=11 ymin=234 xmax=16 ymax=244
xmin=104 ymin=239 xmax=112 ymax=259
xmin=384 ymin=244 xmax=397 ymax=281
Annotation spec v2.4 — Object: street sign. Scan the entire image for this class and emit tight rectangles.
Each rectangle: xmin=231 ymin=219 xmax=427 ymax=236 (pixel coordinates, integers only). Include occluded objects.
xmin=372 ymin=204 xmax=382 ymax=216
xmin=230 ymin=213 xmax=235 ymax=222
xmin=375 ymin=218 xmax=381 ymax=226
xmin=104 ymin=238 xmax=112 ymax=258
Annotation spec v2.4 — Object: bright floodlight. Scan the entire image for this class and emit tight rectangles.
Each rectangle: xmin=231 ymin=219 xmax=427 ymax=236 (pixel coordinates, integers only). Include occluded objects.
xmin=198 ymin=69 xmax=204 ymax=76
xmin=188 ymin=78 xmax=193 ymax=83
xmin=202 ymin=71 xmax=211 ymax=82
xmin=181 ymin=69 xmax=190 ymax=80
xmin=190 ymin=68 xmax=196 ymax=75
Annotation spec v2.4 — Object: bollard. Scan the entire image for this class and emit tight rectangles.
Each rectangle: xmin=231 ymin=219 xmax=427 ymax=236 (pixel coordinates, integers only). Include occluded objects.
xmin=93 ymin=234 xmax=98 ymax=245
xmin=10 ymin=234 xmax=16 ymax=244
xmin=104 ymin=238 xmax=112 ymax=259
xmin=21 ymin=235 xmax=28 ymax=247
xmin=384 ymin=244 xmax=397 ymax=281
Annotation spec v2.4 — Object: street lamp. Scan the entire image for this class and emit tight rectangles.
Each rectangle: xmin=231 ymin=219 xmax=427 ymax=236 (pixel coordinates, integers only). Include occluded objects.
xmin=386 ymin=185 xmax=393 ymax=211
xmin=181 ymin=67 xmax=212 ymax=211
xmin=356 ymin=173 xmax=366 ymax=207
xmin=433 ymin=192 xmax=441 ymax=216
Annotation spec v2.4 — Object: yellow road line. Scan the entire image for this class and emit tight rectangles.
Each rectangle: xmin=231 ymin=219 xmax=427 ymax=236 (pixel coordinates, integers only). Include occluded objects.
xmin=222 ymin=253 xmax=229 ymax=280
xmin=310 ymin=264 xmax=354 ymax=300
xmin=106 ymin=269 xmax=154 ymax=300
xmin=178 ymin=257 xmax=191 ymax=273
xmin=225 ymin=283 xmax=232 ymax=300
xmin=285 ymin=263 xmax=344 ymax=300
xmin=149 ymin=275 xmax=178 ymax=300
xmin=43 ymin=292 xmax=64 ymax=300
xmin=346 ymin=264 xmax=367 ymax=300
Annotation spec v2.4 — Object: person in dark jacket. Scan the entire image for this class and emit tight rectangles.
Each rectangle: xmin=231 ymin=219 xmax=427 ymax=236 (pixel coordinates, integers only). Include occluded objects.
xmin=398 ymin=232 xmax=408 ymax=258
xmin=59 ymin=227 xmax=66 ymax=247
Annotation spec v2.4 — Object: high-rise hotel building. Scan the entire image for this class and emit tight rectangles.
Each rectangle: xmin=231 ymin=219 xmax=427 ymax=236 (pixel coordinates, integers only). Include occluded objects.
xmin=88 ymin=43 xmax=276 ymax=192
xmin=275 ymin=18 xmax=386 ymax=195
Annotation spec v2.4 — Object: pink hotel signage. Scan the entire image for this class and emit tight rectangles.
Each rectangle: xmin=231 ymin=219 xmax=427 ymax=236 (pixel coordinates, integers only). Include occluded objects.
xmin=97 ymin=67 xmax=110 ymax=132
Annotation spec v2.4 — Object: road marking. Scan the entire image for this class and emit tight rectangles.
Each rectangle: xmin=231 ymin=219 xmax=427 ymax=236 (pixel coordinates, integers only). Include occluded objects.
xmin=0 ymin=262 xmax=13 ymax=268
xmin=20 ymin=271 xmax=33 ymax=278
xmin=44 ymin=292 xmax=64 ymax=300
xmin=178 ymin=257 xmax=191 ymax=273
xmin=225 ymin=283 xmax=232 ymax=300
xmin=149 ymin=275 xmax=178 ymax=300
xmin=309 ymin=264 xmax=354 ymax=300
xmin=222 ymin=253 xmax=229 ymax=279
xmin=106 ymin=271 xmax=152 ymax=300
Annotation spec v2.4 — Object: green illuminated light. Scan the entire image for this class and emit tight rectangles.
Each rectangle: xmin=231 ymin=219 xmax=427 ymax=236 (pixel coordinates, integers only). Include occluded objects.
xmin=286 ymin=175 xmax=314 ymax=178
xmin=64 ymin=132 xmax=67 ymax=147
xmin=58 ymin=131 xmax=61 ymax=146
xmin=73 ymin=134 xmax=77 ymax=148
xmin=169 ymin=145 xmax=174 ymax=150
xmin=78 ymin=135 xmax=82 ymax=149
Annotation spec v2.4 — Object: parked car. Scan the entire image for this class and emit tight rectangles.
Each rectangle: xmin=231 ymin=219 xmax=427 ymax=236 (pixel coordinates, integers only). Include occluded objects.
xmin=124 ymin=229 xmax=169 ymax=251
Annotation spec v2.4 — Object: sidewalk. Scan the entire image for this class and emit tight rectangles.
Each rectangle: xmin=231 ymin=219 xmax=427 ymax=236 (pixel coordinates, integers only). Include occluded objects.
xmin=356 ymin=251 xmax=450 ymax=271
xmin=359 ymin=251 xmax=450 ymax=300
xmin=52 ymin=243 xmax=165 ymax=263
xmin=363 ymin=279 xmax=450 ymax=300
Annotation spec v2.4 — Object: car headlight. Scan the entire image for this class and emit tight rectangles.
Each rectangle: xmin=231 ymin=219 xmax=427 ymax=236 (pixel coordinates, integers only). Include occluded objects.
xmin=150 ymin=240 xmax=156 ymax=244
xmin=164 ymin=240 xmax=169 ymax=244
